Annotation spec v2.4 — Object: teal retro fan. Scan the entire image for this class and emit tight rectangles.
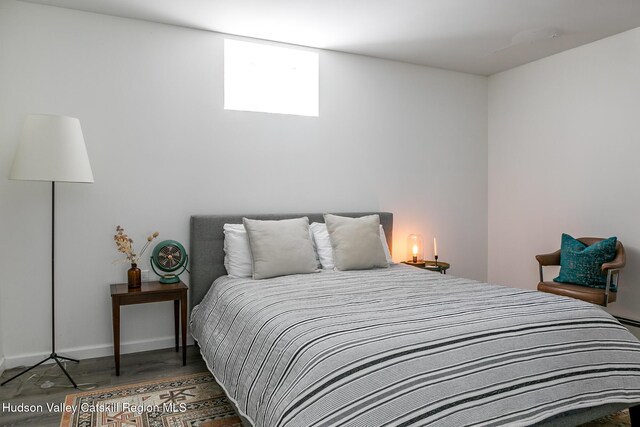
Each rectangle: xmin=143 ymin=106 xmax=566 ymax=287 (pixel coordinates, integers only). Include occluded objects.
xmin=151 ymin=240 xmax=188 ymax=284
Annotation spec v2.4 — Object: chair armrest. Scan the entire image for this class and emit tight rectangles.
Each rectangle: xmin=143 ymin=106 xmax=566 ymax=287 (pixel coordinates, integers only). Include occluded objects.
xmin=536 ymin=250 xmax=561 ymax=266
xmin=602 ymin=260 xmax=625 ymax=271
xmin=602 ymin=242 xmax=626 ymax=272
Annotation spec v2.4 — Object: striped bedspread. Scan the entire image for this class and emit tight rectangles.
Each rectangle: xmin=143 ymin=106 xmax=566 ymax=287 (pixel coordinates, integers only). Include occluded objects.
xmin=190 ymin=265 xmax=640 ymax=427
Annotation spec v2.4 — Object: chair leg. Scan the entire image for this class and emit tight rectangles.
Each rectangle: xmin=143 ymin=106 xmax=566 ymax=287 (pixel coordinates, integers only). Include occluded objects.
xmin=538 ymin=264 xmax=544 ymax=283
xmin=630 ymin=405 xmax=640 ymax=426
xmin=603 ymin=270 xmax=613 ymax=307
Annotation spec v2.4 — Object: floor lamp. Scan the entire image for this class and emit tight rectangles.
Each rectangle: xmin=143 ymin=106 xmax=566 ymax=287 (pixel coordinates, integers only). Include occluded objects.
xmin=1 ymin=114 xmax=94 ymax=388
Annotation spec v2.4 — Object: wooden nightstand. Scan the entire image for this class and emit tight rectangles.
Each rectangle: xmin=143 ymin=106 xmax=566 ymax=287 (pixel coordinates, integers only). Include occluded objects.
xmin=110 ymin=281 xmax=188 ymax=376
xmin=402 ymin=260 xmax=450 ymax=274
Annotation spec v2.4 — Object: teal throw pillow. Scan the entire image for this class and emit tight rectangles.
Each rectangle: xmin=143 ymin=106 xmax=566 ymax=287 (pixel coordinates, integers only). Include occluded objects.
xmin=554 ymin=233 xmax=617 ymax=289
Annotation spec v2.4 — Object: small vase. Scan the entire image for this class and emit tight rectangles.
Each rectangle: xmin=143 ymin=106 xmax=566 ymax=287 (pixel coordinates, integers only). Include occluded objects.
xmin=128 ymin=263 xmax=142 ymax=288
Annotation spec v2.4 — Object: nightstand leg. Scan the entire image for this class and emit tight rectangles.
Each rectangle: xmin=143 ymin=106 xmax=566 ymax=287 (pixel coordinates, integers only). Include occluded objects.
xmin=181 ymin=293 xmax=187 ymax=366
xmin=174 ymin=299 xmax=179 ymax=352
xmin=112 ymin=300 xmax=120 ymax=376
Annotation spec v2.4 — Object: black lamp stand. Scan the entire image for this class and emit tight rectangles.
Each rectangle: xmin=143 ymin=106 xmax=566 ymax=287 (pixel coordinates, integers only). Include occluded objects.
xmin=1 ymin=182 xmax=79 ymax=388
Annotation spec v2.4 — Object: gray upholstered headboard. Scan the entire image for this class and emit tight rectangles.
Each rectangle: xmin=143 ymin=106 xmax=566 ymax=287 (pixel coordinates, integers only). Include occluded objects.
xmin=189 ymin=212 xmax=393 ymax=309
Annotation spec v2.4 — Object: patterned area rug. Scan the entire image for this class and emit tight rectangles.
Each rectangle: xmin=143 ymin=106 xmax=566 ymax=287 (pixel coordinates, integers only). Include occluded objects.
xmin=60 ymin=372 xmax=242 ymax=427
xmin=60 ymin=371 xmax=630 ymax=427
xmin=581 ymin=409 xmax=630 ymax=426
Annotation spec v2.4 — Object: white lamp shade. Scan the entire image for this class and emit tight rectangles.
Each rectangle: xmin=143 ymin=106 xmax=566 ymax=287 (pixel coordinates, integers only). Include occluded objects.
xmin=10 ymin=114 xmax=94 ymax=183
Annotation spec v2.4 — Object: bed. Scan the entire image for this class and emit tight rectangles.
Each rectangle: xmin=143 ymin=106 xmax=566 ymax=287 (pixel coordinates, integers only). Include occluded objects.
xmin=190 ymin=212 xmax=640 ymax=427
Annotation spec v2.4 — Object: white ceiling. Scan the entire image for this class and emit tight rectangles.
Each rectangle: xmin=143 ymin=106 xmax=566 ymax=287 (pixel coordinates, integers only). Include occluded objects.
xmin=22 ymin=0 xmax=640 ymax=75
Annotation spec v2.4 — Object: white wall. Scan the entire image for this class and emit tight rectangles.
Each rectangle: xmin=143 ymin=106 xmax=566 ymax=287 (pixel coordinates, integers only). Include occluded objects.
xmin=0 ymin=0 xmax=488 ymax=368
xmin=0 ymin=289 xmax=4 ymax=375
xmin=488 ymin=27 xmax=640 ymax=321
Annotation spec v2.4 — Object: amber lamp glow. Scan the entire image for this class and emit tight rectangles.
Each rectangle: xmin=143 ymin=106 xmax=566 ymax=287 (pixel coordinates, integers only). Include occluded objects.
xmin=406 ymin=234 xmax=424 ymax=263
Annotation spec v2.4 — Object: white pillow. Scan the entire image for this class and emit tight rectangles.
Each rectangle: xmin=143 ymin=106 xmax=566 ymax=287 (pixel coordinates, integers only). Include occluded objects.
xmin=310 ymin=222 xmax=335 ymax=270
xmin=243 ymin=217 xmax=318 ymax=280
xmin=310 ymin=222 xmax=393 ymax=270
xmin=379 ymin=227 xmax=394 ymax=264
xmin=223 ymin=223 xmax=253 ymax=278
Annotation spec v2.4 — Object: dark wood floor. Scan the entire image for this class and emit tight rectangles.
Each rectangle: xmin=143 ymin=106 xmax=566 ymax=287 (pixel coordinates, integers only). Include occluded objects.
xmin=0 ymin=346 xmax=207 ymax=426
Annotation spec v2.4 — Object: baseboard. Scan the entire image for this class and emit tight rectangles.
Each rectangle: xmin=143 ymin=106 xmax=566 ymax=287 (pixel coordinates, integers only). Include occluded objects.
xmin=618 ymin=320 xmax=640 ymax=341
xmin=615 ymin=316 xmax=640 ymax=329
xmin=0 ymin=356 xmax=5 ymax=375
xmin=3 ymin=336 xmax=194 ymax=370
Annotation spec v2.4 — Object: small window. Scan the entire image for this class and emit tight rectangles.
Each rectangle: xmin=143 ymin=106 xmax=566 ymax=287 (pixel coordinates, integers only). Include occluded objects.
xmin=224 ymin=39 xmax=319 ymax=117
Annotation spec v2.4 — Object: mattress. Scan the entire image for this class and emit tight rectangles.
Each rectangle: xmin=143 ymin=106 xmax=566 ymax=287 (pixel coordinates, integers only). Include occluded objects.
xmin=190 ymin=265 xmax=640 ymax=427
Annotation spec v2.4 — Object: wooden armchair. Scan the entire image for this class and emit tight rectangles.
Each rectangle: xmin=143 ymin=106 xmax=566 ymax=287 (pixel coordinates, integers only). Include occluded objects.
xmin=536 ymin=237 xmax=625 ymax=307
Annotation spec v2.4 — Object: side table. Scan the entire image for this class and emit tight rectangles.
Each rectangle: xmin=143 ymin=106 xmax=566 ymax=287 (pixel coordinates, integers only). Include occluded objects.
xmin=402 ymin=260 xmax=450 ymax=274
xmin=110 ymin=281 xmax=188 ymax=376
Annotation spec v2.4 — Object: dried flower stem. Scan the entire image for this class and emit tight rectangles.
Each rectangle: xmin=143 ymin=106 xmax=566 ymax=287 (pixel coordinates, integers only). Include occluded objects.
xmin=113 ymin=226 xmax=159 ymax=264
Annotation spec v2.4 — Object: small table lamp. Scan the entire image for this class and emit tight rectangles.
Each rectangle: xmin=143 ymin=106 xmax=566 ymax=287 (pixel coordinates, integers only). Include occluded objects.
xmin=2 ymin=114 xmax=94 ymax=388
xmin=406 ymin=234 xmax=424 ymax=263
